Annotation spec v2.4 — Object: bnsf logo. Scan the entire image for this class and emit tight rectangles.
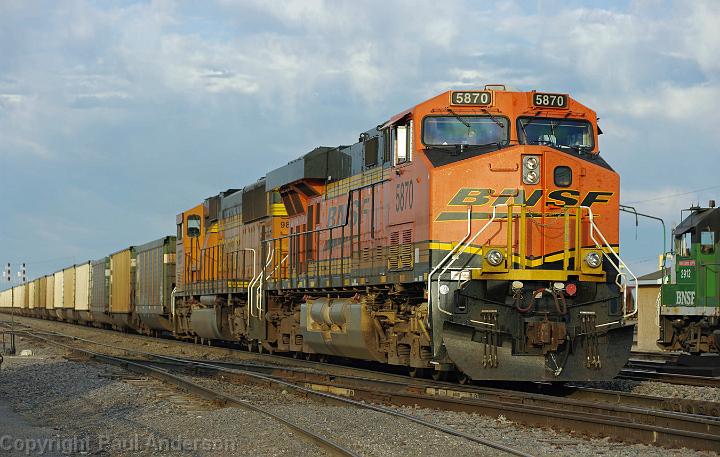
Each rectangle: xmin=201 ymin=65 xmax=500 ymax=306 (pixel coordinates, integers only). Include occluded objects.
xmin=676 ymin=290 xmax=696 ymax=306
xmin=448 ymin=188 xmax=614 ymax=207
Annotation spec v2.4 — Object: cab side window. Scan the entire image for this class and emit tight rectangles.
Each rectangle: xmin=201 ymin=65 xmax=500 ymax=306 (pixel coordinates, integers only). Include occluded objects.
xmin=701 ymin=231 xmax=715 ymax=254
xmin=187 ymin=215 xmax=201 ymax=238
xmin=393 ymin=120 xmax=413 ymax=165
xmin=678 ymin=231 xmax=693 ymax=257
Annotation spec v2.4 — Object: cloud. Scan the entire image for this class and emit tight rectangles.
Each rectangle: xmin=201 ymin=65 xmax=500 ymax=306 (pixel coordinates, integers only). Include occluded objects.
xmin=0 ymin=0 xmax=718 ymax=278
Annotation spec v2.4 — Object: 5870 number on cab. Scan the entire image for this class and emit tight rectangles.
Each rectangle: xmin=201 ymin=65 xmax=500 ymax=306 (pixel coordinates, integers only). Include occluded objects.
xmin=532 ymin=92 xmax=567 ymax=108
xmin=450 ymin=91 xmax=492 ymax=106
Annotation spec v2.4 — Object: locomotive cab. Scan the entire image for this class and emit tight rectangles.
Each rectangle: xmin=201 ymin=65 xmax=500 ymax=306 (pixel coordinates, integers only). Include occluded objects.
xmin=413 ymin=88 xmax=637 ymax=381
xmin=659 ymin=203 xmax=720 ymax=353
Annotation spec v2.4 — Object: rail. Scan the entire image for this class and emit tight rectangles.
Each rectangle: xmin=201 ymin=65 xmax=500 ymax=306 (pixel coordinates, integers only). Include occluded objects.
xmin=21 ymin=326 xmax=531 ymax=457
xmin=21 ymin=330 xmax=359 ymax=457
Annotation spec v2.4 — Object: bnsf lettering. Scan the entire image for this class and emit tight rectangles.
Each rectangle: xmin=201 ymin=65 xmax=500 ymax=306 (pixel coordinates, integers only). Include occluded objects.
xmin=547 ymin=189 xmax=579 ymax=207
xmin=580 ymin=191 xmax=613 ymax=207
xmin=449 ymin=188 xmax=492 ymax=206
xmin=327 ymin=198 xmax=368 ymax=227
xmin=492 ymin=188 xmax=519 ymax=206
xmin=518 ymin=189 xmax=543 ymax=206
xmin=448 ymin=188 xmax=614 ymax=207
xmin=327 ymin=204 xmax=347 ymax=226
xmin=676 ymin=290 xmax=696 ymax=306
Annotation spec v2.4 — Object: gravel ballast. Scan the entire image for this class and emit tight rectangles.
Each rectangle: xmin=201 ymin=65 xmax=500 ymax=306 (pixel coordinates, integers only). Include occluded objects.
xmin=0 ymin=316 xmax=717 ymax=456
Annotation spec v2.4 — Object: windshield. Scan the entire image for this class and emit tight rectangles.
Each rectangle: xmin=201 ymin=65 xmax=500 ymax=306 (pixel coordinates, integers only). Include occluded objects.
xmin=518 ymin=117 xmax=593 ymax=149
xmin=423 ymin=116 xmax=509 ymax=146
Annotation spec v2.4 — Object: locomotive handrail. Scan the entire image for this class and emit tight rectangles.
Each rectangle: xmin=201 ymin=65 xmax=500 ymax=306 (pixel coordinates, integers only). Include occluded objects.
xmin=431 ymin=205 xmax=510 ymax=317
xmin=243 ymin=248 xmax=258 ymax=325
xmin=429 ymin=204 xmax=637 ymax=320
xmin=428 ymin=207 xmax=472 ymax=318
xmin=580 ymin=205 xmax=638 ymax=319
xmin=267 ymin=254 xmax=289 ymax=281
xmin=435 ymin=204 xmax=513 ymax=316
xmin=261 ymin=180 xmax=386 ymax=245
xmin=254 ymin=248 xmax=274 ymax=319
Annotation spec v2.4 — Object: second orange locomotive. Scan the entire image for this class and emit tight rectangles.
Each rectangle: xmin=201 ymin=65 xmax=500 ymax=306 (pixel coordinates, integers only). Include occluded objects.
xmin=173 ymin=86 xmax=636 ymax=381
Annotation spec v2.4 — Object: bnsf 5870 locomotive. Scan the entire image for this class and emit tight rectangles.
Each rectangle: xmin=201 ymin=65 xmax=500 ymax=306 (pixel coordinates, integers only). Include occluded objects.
xmin=1 ymin=86 xmax=637 ymax=382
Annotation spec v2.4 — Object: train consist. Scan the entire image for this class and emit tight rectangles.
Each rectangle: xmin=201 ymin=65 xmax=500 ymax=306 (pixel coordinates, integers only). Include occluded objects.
xmin=1 ymin=87 xmax=638 ymax=381
xmin=658 ymin=202 xmax=719 ymax=353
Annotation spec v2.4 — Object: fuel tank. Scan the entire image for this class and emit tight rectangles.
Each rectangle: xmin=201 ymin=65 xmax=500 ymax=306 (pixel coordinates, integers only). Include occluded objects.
xmin=190 ymin=307 xmax=233 ymax=340
xmin=300 ymin=297 xmax=385 ymax=361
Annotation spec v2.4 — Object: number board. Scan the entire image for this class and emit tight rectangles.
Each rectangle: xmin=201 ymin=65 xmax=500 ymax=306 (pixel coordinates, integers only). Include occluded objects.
xmin=677 ymin=263 xmax=696 ymax=283
xmin=450 ymin=91 xmax=492 ymax=106
xmin=532 ymin=92 xmax=568 ymax=108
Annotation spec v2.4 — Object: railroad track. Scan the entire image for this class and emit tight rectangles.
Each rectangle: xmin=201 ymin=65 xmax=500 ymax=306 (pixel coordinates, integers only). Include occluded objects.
xmin=629 ymin=351 xmax=681 ymax=364
xmin=562 ymin=385 xmax=720 ymax=416
xmin=16 ymin=331 xmax=362 ymax=457
xmin=624 ymin=351 xmax=720 ymax=386
xmin=11 ymin=326 xmax=720 ymax=453
xmin=14 ymin=329 xmax=532 ymax=457
xmin=618 ymin=367 xmax=720 ymax=388
xmin=8 ymin=318 xmax=716 ymax=417
xmin=8 ymin=317 xmax=718 ymax=417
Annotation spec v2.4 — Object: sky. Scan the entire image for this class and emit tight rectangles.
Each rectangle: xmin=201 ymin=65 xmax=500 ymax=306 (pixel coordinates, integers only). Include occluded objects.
xmin=1 ymin=0 xmax=719 ymax=286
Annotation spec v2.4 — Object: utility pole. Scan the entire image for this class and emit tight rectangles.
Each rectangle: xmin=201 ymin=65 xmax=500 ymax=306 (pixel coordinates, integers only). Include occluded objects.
xmin=3 ymin=262 xmax=16 ymax=355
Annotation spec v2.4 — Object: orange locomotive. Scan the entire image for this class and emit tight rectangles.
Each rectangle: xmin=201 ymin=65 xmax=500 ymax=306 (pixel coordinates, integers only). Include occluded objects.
xmin=174 ymin=86 xmax=636 ymax=381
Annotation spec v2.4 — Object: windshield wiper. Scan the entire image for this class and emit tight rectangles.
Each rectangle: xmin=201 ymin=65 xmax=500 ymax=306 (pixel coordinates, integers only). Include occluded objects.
xmin=518 ymin=112 xmax=541 ymax=144
xmin=481 ymin=108 xmax=505 ymax=129
xmin=426 ymin=141 xmax=506 ymax=155
xmin=565 ymin=144 xmax=593 ymax=154
xmin=447 ymin=108 xmax=470 ymax=128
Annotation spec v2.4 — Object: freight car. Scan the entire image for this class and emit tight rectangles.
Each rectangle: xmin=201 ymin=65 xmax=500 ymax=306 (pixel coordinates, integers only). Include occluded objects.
xmin=1 ymin=87 xmax=638 ymax=382
xmin=658 ymin=202 xmax=720 ymax=353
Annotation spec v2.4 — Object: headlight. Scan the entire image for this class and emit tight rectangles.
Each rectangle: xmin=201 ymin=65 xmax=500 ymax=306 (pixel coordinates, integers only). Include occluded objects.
xmin=486 ymin=249 xmax=504 ymax=266
xmin=522 ymin=155 xmax=541 ymax=184
xmin=584 ymin=252 xmax=602 ymax=268
xmin=525 ymin=156 xmax=539 ymax=170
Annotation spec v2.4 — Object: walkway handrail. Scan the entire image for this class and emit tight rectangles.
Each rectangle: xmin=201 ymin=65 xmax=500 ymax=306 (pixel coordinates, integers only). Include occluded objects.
xmin=242 ymin=248 xmax=258 ymax=325
xmin=428 ymin=204 xmax=638 ymax=320
xmin=581 ymin=205 xmax=638 ymax=319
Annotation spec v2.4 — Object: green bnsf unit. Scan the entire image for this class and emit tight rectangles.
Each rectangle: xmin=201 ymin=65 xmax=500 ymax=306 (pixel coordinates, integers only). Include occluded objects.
xmin=659 ymin=202 xmax=720 ymax=353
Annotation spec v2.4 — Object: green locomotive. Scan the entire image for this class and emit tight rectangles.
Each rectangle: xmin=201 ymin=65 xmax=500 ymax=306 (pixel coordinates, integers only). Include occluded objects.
xmin=659 ymin=202 xmax=720 ymax=353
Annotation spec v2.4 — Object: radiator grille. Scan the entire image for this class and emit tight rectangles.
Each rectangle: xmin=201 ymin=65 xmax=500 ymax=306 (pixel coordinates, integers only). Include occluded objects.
xmin=388 ymin=229 xmax=413 ymax=271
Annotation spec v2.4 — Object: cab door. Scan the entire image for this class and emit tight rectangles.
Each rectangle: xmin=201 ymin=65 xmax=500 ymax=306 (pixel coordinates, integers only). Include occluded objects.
xmin=698 ymin=229 xmax=718 ymax=307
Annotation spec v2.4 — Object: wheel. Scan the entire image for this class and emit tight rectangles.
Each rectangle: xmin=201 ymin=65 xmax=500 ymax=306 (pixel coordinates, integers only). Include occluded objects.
xmin=304 ymin=352 xmax=315 ymax=361
xmin=457 ymin=372 xmax=472 ymax=385
xmin=292 ymin=351 xmax=300 ymax=359
xmin=409 ymin=367 xmax=427 ymax=378
xmin=431 ymin=370 xmax=449 ymax=382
